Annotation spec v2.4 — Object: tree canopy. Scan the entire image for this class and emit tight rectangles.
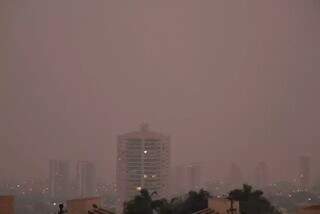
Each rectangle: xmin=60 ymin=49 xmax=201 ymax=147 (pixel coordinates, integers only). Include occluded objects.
xmin=124 ymin=185 xmax=280 ymax=214
xmin=229 ymin=184 xmax=281 ymax=214
xmin=124 ymin=189 xmax=210 ymax=214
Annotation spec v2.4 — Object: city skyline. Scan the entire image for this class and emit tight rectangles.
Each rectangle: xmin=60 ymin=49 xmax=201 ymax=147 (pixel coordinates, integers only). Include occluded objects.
xmin=1 ymin=1 xmax=320 ymax=213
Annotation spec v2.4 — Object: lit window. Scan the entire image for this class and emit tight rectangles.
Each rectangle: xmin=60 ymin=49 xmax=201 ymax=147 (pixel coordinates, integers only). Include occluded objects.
xmin=136 ymin=186 xmax=142 ymax=191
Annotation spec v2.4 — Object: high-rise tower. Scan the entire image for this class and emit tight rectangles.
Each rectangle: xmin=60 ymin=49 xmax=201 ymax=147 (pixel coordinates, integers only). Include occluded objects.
xmin=76 ymin=161 xmax=96 ymax=198
xmin=116 ymin=124 xmax=170 ymax=211
xmin=49 ymin=160 xmax=70 ymax=199
xmin=186 ymin=163 xmax=202 ymax=191
xmin=254 ymin=161 xmax=268 ymax=188
xmin=299 ymin=156 xmax=311 ymax=190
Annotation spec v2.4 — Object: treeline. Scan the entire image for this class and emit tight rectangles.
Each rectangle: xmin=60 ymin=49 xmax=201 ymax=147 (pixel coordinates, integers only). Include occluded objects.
xmin=124 ymin=184 xmax=281 ymax=214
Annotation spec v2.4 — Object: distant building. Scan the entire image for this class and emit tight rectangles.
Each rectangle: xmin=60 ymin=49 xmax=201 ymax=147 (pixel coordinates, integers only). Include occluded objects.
xmin=254 ymin=161 xmax=268 ymax=188
xmin=116 ymin=124 xmax=170 ymax=212
xmin=76 ymin=161 xmax=96 ymax=198
xmin=0 ymin=196 xmax=14 ymax=214
xmin=299 ymin=156 xmax=311 ymax=190
xmin=49 ymin=160 xmax=70 ymax=199
xmin=173 ymin=165 xmax=187 ymax=194
xmin=186 ymin=163 xmax=202 ymax=191
xmin=208 ymin=198 xmax=240 ymax=214
xmin=67 ymin=197 xmax=101 ymax=214
xmin=297 ymin=204 xmax=320 ymax=214
xmin=227 ymin=163 xmax=243 ymax=187
xmin=172 ymin=163 xmax=202 ymax=195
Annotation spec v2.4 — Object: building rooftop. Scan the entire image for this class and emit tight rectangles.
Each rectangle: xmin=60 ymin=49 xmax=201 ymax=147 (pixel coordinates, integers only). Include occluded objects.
xmin=301 ymin=204 xmax=320 ymax=210
xmin=119 ymin=123 xmax=168 ymax=140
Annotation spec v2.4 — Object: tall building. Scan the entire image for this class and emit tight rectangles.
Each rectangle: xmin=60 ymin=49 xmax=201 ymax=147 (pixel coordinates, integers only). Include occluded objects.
xmin=49 ymin=160 xmax=70 ymax=199
xmin=173 ymin=165 xmax=187 ymax=194
xmin=227 ymin=163 xmax=243 ymax=187
xmin=76 ymin=161 xmax=96 ymax=198
xmin=186 ymin=163 xmax=202 ymax=191
xmin=254 ymin=161 xmax=268 ymax=188
xmin=299 ymin=156 xmax=311 ymax=190
xmin=116 ymin=124 xmax=170 ymax=212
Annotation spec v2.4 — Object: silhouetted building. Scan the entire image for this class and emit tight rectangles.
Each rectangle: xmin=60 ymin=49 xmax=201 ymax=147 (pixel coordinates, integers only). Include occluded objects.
xmin=116 ymin=123 xmax=170 ymax=212
xmin=227 ymin=163 xmax=243 ymax=187
xmin=49 ymin=160 xmax=70 ymax=199
xmin=0 ymin=196 xmax=14 ymax=214
xmin=186 ymin=163 xmax=202 ymax=191
xmin=299 ymin=156 xmax=311 ymax=190
xmin=76 ymin=161 xmax=96 ymax=198
xmin=254 ymin=161 xmax=268 ymax=188
xmin=173 ymin=165 xmax=187 ymax=194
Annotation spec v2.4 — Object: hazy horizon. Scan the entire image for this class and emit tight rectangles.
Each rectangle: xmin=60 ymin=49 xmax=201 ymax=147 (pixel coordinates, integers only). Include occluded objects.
xmin=1 ymin=0 xmax=320 ymax=183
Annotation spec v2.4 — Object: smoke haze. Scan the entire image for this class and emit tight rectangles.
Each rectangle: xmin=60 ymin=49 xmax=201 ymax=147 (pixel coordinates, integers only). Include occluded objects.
xmin=1 ymin=0 xmax=320 ymax=182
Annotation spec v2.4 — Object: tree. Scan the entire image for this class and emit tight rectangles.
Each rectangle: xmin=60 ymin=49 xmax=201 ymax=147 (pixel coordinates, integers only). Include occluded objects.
xmin=124 ymin=189 xmax=153 ymax=214
xmin=229 ymin=184 xmax=281 ymax=214
xmin=124 ymin=189 xmax=210 ymax=214
xmin=171 ymin=189 xmax=211 ymax=214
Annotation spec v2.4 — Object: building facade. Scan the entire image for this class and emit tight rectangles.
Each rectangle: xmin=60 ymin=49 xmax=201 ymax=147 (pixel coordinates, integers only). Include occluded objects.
xmin=186 ymin=163 xmax=202 ymax=191
xmin=116 ymin=124 xmax=170 ymax=211
xmin=76 ymin=161 xmax=96 ymax=198
xmin=299 ymin=156 xmax=311 ymax=190
xmin=49 ymin=160 xmax=70 ymax=199
xmin=254 ymin=161 xmax=268 ymax=188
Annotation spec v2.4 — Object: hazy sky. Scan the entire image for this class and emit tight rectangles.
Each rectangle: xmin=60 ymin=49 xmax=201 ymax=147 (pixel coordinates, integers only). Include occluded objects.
xmin=1 ymin=0 xmax=320 ymax=182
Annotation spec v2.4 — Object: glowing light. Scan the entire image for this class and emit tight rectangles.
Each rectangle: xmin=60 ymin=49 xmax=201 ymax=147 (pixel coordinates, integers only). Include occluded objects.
xmin=137 ymin=186 xmax=142 ymax=191
xmin=144 ymin=150 xmax=148 ymax=154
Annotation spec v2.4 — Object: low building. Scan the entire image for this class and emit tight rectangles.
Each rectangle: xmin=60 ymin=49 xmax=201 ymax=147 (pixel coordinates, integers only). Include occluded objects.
xmin=208 ymin=198 xmax=239 ymax=214
xmin=0 ymin=196 xmax=14 ymax=214
xmin=297 ymin=205 xmax=320 ymax=214
xmin=67 ymin=197 xmax=101 ymax=214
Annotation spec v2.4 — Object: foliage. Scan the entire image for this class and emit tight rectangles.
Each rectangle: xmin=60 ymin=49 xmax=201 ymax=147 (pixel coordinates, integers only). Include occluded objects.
xmin=229 ymin=184 xmax=281 ymax=214
xmin=124 ymin=189 xmax=210 ymax=214
xmin=124 ymin=185 xmax=280 ymax=214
